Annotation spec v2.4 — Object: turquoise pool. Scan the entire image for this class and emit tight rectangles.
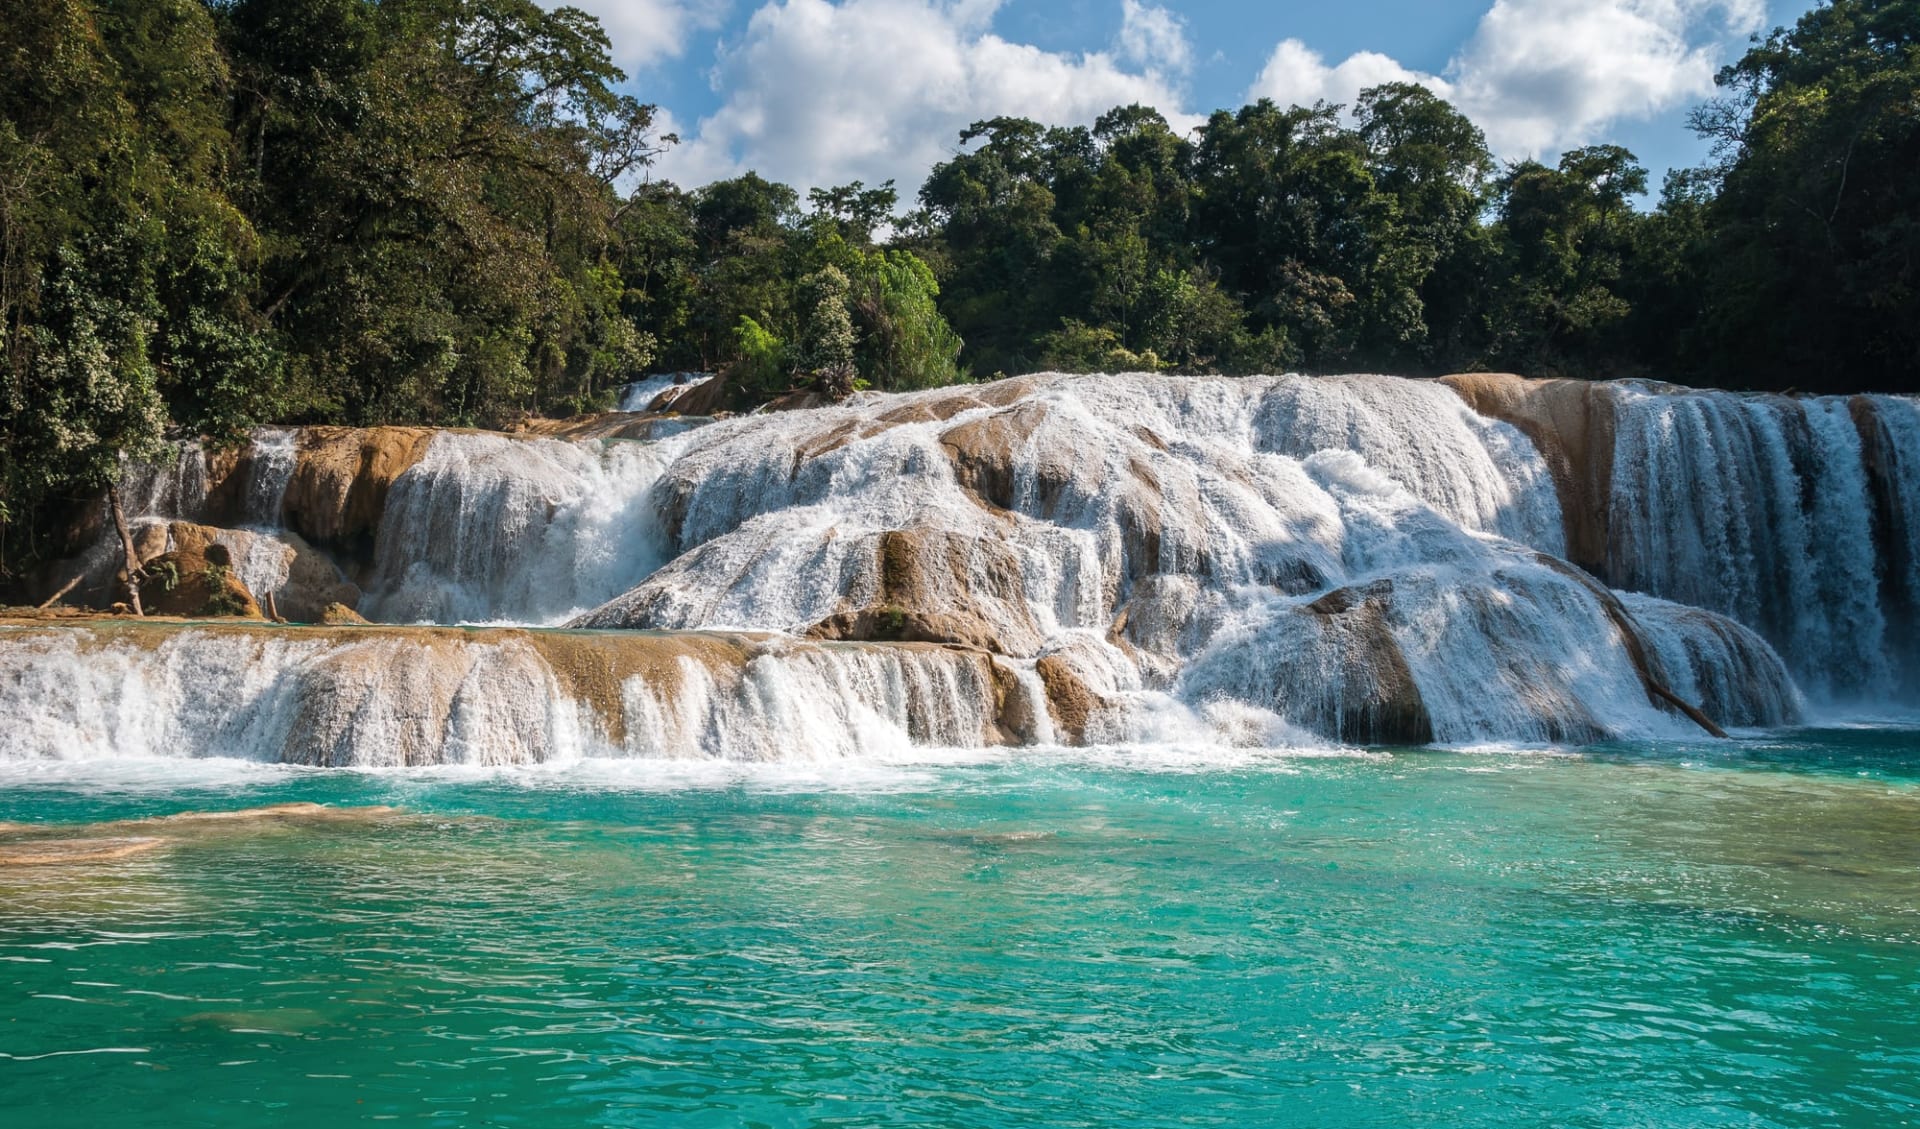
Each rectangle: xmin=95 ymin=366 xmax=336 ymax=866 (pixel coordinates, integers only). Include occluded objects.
xmin=2 ymin=731 xmax=1917 ymax=1127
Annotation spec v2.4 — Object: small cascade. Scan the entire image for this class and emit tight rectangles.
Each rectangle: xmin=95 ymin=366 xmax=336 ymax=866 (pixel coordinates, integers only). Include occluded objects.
xmin=360 ymin=432 xmax=677 ymax=624
xmin=1619 ymin=594 xmax=1802 ymax=728
xmin=0 ymin=625 xmax=1022 ymax=766
xmin=1171 ymin=461 xmax=1705 ymax=746
xmin=220 ymin=531 xmax=295 ymax=612
xmin=1853 ymin=395 xmax=1920 ymax=685
xmin=618 ymin=373 xmax=714 ymax=412
xmin=49 ymin=442 xmax=219 ymax=608
xmin=1252 ymin=374 xmax=1565 ymax=553
xmin=241 ymin=428 xmax=297 ymax=526
xmin=117 ymin=439 xmax=215 ymax=521
xmin=1606 ymin=386 xmax=1914 ymax=698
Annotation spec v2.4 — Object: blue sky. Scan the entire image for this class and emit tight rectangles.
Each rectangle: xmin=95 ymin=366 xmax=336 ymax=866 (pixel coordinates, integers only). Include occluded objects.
xmin=568 ymin=0 xmax=1819 ymax=201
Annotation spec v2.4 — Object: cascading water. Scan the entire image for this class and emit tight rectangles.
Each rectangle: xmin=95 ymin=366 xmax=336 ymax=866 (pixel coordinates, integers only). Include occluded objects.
xmin=1619 ymin=593 xmax=1806 ymax=728
xmin=618 ymin=372 xmax=714 ymax=412
xmin=362 ymin=431 xmax=676 ymax=624
xmin=0 ymin=625 xmax=1021 ymax=766
xmin=1605 ymin=385 xmax=1920 ymax=699
xmin=19 ymin=370 xmax=1877 ymax=765
xmin=240 ymin=428 xmax=297 ymax=526
xmin=1252 ymin=375 xmax=1566 ymax=554
xmin=1854 ymin=394 xmax=1920 ymax=685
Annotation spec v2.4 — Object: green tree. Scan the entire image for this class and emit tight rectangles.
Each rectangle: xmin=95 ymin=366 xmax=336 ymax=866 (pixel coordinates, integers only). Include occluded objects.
xmin=918 ymin=117 xmax=1069 ymax=373
xmin=0 ymin=0 xmax=247 ymax=575
xmin=220 ymin=0 xmax=667 ymax=423
xmin=796 ymin=265 xmax=857 ymax=397
xmin=848 ymin=250 xmax=965 ymax=391
xmin=729 ymin=314 xmax=786 ymax=401
xmin=806 ymin=180 xmax=898 ymax=245
xmin=1481 ymin=146 xmax=1648 ymax=372
xmin=614 ymin=181 xmax=700 ymax=368
xmin=1354 ymin=83 xmax=1495 ymax=367
xmin=680 ymin=173 xmax=802 ymax=367
xmin=1189 ymin=100 xmax=1399 ymax=367
xmin=1689 ymin=0 xmax=1920 ymax=391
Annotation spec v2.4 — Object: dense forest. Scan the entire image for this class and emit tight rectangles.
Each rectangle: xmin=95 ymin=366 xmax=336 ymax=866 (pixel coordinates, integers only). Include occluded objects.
xmin=1 ymin=0 xmax=1917 ymax=579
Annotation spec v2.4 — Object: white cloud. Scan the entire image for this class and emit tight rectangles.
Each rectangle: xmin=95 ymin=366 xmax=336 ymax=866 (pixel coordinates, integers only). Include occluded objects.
xmin=1118 ymin=0 xmax=1192 ymax=76
xmin=656 ymin=0 xmax=1193 ymax=196
xmin=1247 ymin=0 xmax=1768 ymax=157
xmin=566 ymin=0 xmax=731 ymax=70
xmin=1450 ymin=0 xmax=1764 ymax=153
xmin=1248 ymin=39 xmax=1449 ymax=116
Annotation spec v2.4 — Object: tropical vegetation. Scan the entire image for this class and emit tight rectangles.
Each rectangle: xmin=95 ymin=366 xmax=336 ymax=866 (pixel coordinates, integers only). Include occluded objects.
xmin=2 ymin=0 xmax=1916 ymax=578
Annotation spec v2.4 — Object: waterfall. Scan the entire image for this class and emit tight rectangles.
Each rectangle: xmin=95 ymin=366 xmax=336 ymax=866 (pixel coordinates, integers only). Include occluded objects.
xmin=117 ymin=439 xmax=214 ymax=521
xmin=565 ymin=374 xmax=1786 ymax=747
xmin=241 ymin=428 xmax=297 ymax=526
xmin=1619 ymin=593 xmax=1803 ymax=729
xmin=617 ymin=373 xmax=714 ymax=412
xmin=361 ymin=432 xmax=677 ymax=624
xmin=0 ymin=625 xmax=1023 ymax=766
xmin=1606 ymin=386 xmax=1918 ymax=699
xmin=1855 ymin=395 xmax=1920 ymax=686
xmin=35 ymin=370 xmax=1914 ymax=763
xmin=1252 ymin=375 xmax=1565 ymax=553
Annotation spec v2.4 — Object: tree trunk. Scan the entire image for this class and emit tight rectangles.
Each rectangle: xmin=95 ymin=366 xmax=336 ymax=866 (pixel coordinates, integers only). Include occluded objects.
xmin=1646 ymin=680 xmax=1730 ymax=740
xmin=108 ymin=483 xmax=144 ymax=617
xmin=36 ymin=573 xmax=81 ymax=609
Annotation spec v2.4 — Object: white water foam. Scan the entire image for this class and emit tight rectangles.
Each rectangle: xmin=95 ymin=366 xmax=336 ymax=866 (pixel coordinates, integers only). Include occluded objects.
xmin=1607 ymin=386 xmax=1917 ymax=698
xmin=36 ymin=372 xmax=1878 ymax=761
xmin=0 ymin=627 xmax=1019 ymax=767
xmin=617 ymin=373 xmax=713 ymax=412
xmin=363 ymin=433 xmax=679 ymax=624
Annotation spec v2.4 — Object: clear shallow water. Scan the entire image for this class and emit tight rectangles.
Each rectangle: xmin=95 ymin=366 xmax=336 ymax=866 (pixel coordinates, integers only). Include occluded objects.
xmin=2 ymin=733 xmax=1918 ymax=1128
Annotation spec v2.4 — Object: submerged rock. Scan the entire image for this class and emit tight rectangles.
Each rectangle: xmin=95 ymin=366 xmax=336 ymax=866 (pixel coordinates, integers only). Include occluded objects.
xmin=0 ymin=837 xmax=168 ymax=866
xmin=0 ymin=804 xmax=406 ymax=866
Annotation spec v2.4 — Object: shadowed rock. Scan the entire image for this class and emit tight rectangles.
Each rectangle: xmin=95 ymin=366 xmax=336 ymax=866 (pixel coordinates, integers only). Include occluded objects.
xmin=1291 ymin=582 xmax=1435 ymax=746
xmin=134 ymin=541 xmax=263 ymax=620
xmin=164 ymin=522 xmax=361 ymax=622
xmin=1035 ymin=653 xmax=1101 ymax=745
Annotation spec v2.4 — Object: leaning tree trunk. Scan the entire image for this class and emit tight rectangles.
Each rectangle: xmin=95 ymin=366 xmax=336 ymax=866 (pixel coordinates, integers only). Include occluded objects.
xmin=107 ymin=483 xmax=144 ymax=617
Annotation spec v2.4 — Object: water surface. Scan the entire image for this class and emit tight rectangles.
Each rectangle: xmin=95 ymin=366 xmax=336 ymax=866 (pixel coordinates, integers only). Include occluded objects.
xmin=2 ymin=731 xmax=1917 ymax=1127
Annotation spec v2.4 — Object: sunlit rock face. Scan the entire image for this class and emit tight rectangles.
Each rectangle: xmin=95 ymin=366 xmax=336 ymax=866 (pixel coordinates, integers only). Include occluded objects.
xmin=30 ymin=369 xmax=1906 ymax=763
